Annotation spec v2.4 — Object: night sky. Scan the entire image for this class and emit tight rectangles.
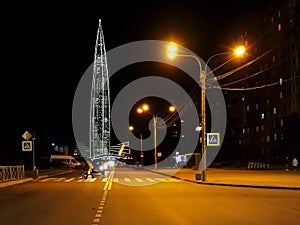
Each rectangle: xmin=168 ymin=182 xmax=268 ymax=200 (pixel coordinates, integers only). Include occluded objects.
xmin=2 ymin=1 xmax=267 ymax=160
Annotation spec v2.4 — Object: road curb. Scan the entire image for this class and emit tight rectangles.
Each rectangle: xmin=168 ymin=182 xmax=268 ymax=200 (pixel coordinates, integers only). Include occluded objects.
xmin=170 ymin=175 xmax=300 ymax=190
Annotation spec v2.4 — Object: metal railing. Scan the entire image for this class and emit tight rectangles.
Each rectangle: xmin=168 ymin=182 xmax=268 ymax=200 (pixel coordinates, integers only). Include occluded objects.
xmin=247 ymin=162 xmax=270 ymax=170
xmin=0 ymin=165 xmax=25 ymax=182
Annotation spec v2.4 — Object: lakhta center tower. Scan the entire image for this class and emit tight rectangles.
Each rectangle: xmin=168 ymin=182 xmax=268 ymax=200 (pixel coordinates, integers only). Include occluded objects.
xmin=89 ymin=19 xmax=110 ymax=158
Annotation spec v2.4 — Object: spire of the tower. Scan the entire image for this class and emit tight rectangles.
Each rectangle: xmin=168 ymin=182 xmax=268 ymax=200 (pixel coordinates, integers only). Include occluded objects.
xmin=89 ymin=19 xmax=111 ymax=158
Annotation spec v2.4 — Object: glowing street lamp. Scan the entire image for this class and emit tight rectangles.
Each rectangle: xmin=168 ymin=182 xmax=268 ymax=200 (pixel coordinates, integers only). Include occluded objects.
xmin=234 ymin=45 xmax=246 ymax=56
xmin=137 ymin=104 xmax=176 ymax=170
xmin=167 ymin=42 xmax=245 ymax=181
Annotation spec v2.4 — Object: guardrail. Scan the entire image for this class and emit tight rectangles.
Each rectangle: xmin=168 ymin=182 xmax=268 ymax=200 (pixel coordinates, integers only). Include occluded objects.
xmin=0 ymin=165 xmax=25 ymax=182
xmin=247 ymin=162 xmax=270 ymax=170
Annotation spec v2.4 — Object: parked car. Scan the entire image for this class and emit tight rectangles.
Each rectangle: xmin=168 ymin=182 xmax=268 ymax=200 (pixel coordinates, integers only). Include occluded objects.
xmin=50 ymin=155 xmax=82 ymax=169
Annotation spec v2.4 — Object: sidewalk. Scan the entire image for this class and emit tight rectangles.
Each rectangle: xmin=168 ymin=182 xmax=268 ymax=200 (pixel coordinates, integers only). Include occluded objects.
xmin=0 ymin=168 xmax=73 ymax=188
xmin=150 ymin=167 xmax=300 ymax=190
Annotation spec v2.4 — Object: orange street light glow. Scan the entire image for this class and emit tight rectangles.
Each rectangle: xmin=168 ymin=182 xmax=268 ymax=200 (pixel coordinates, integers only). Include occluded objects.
xmin=234 ymin=45 xmax=246 ymax=56
xmin=169 ymin=106 xmax=176 ymax=112
xmin=142 ymin=104 xmax=149 ymax=111
xmin=167 ymin=43 xmax=177 ymax=59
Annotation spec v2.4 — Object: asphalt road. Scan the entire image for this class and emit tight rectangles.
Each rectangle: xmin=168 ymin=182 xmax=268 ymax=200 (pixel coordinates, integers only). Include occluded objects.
xmin=0 ymin=167 xmax=299 ymax=225
xmin=0 ymin=170 xmax=103 ymax=225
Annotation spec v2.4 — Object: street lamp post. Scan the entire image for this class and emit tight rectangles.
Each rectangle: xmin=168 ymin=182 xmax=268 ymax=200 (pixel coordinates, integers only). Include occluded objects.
xmin=167 ymin=43 xmax=245 ymax=181
xmin=140 ymin=133 xmax=143 ymax=163
xmin=129 ymin=125 xmax=144 ymax=164
xmin=137 ymin=104 xmax=175 ymax=170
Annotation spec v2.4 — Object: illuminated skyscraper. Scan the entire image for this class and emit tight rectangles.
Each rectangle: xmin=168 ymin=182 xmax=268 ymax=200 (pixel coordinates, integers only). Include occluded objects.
xmin=89 ymin=19 xmax=110 ymax=158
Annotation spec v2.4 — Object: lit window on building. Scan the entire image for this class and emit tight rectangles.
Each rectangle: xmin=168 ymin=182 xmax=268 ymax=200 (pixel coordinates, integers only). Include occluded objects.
xmin=280 ymin=91 xmax=283 ymax=99
xmin=261 ymin=125 xmax=264 ymax=131
xmin=242 ymin=96 xmax=245 ymax=101
xmin=273 ymin=107 xmax=277 ymax=114
xmin=261 ymin=113 xmax=265 ymax=119
xmin=278 ymin=23 xmax=281 ymax=31
xmin=247 ymin=128 xmax=250 ymax=134
xmin=256 ymin=126 xmax=259 ymax=132
xmin=246 ymin=105 xmax=250 ymax=111
xmin=274 ymin=133 xmax=277 ymax=141
xmin=255 ymin=103 xmax=259 ymax=110
xmin=280 ymin=119 xmax=284 ymax=127
xmin=267 ymin=136 xmax=270 ymax=142
xmin=242 ymin=128 xmax=246 ymax=134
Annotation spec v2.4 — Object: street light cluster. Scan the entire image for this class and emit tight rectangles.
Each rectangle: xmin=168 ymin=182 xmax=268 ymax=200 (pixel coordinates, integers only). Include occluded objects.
xmin=135 ymin=103 xmax=175 ymax=170
xmin=130 ymin=43 xmax=245 ymax=178
xmin=167 ymin=42 xmax=246 ymax=181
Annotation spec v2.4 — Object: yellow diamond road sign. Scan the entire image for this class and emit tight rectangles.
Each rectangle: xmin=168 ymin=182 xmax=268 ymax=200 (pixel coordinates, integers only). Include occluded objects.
xmin=22 ymin=131 xmax=32 ymax=141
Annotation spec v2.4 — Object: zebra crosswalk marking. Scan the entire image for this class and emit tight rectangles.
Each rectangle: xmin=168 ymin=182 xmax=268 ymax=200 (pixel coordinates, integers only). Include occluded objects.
xmin=100 ymin=177 xmax=181 ymax=183
xmin=168 ymin=178 xmax=180 ymax=182
xmin=146 ymin=178 xmax=156 ymax=182
xmin=39 ymin=178 xmax=54 ymax=182
xmin=135 ymin=178 xmax=143 ymax=182
xmin=36 ymin=176 xmax=181 ymax=184
xmin=64 ymin=178 xmax=75 ymax=182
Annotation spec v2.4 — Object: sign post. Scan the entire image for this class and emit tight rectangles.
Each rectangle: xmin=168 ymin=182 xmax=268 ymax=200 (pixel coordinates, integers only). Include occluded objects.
xmin=22 ymin=131 xmax=37 ymax=173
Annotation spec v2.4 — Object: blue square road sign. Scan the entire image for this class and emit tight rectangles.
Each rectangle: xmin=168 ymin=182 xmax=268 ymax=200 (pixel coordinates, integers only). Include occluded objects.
xmin=207 ymin=133 xmax=220 ymax=146
xmin=22 ymin=141 xmax=32 ymax=151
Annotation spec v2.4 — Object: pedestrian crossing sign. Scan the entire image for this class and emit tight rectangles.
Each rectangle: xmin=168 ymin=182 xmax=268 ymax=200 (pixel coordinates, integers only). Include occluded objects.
xmin=22 ymin=141 xmax=32 ymax=151
xmin=207 ymin=133 xmax=220 ymax=146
